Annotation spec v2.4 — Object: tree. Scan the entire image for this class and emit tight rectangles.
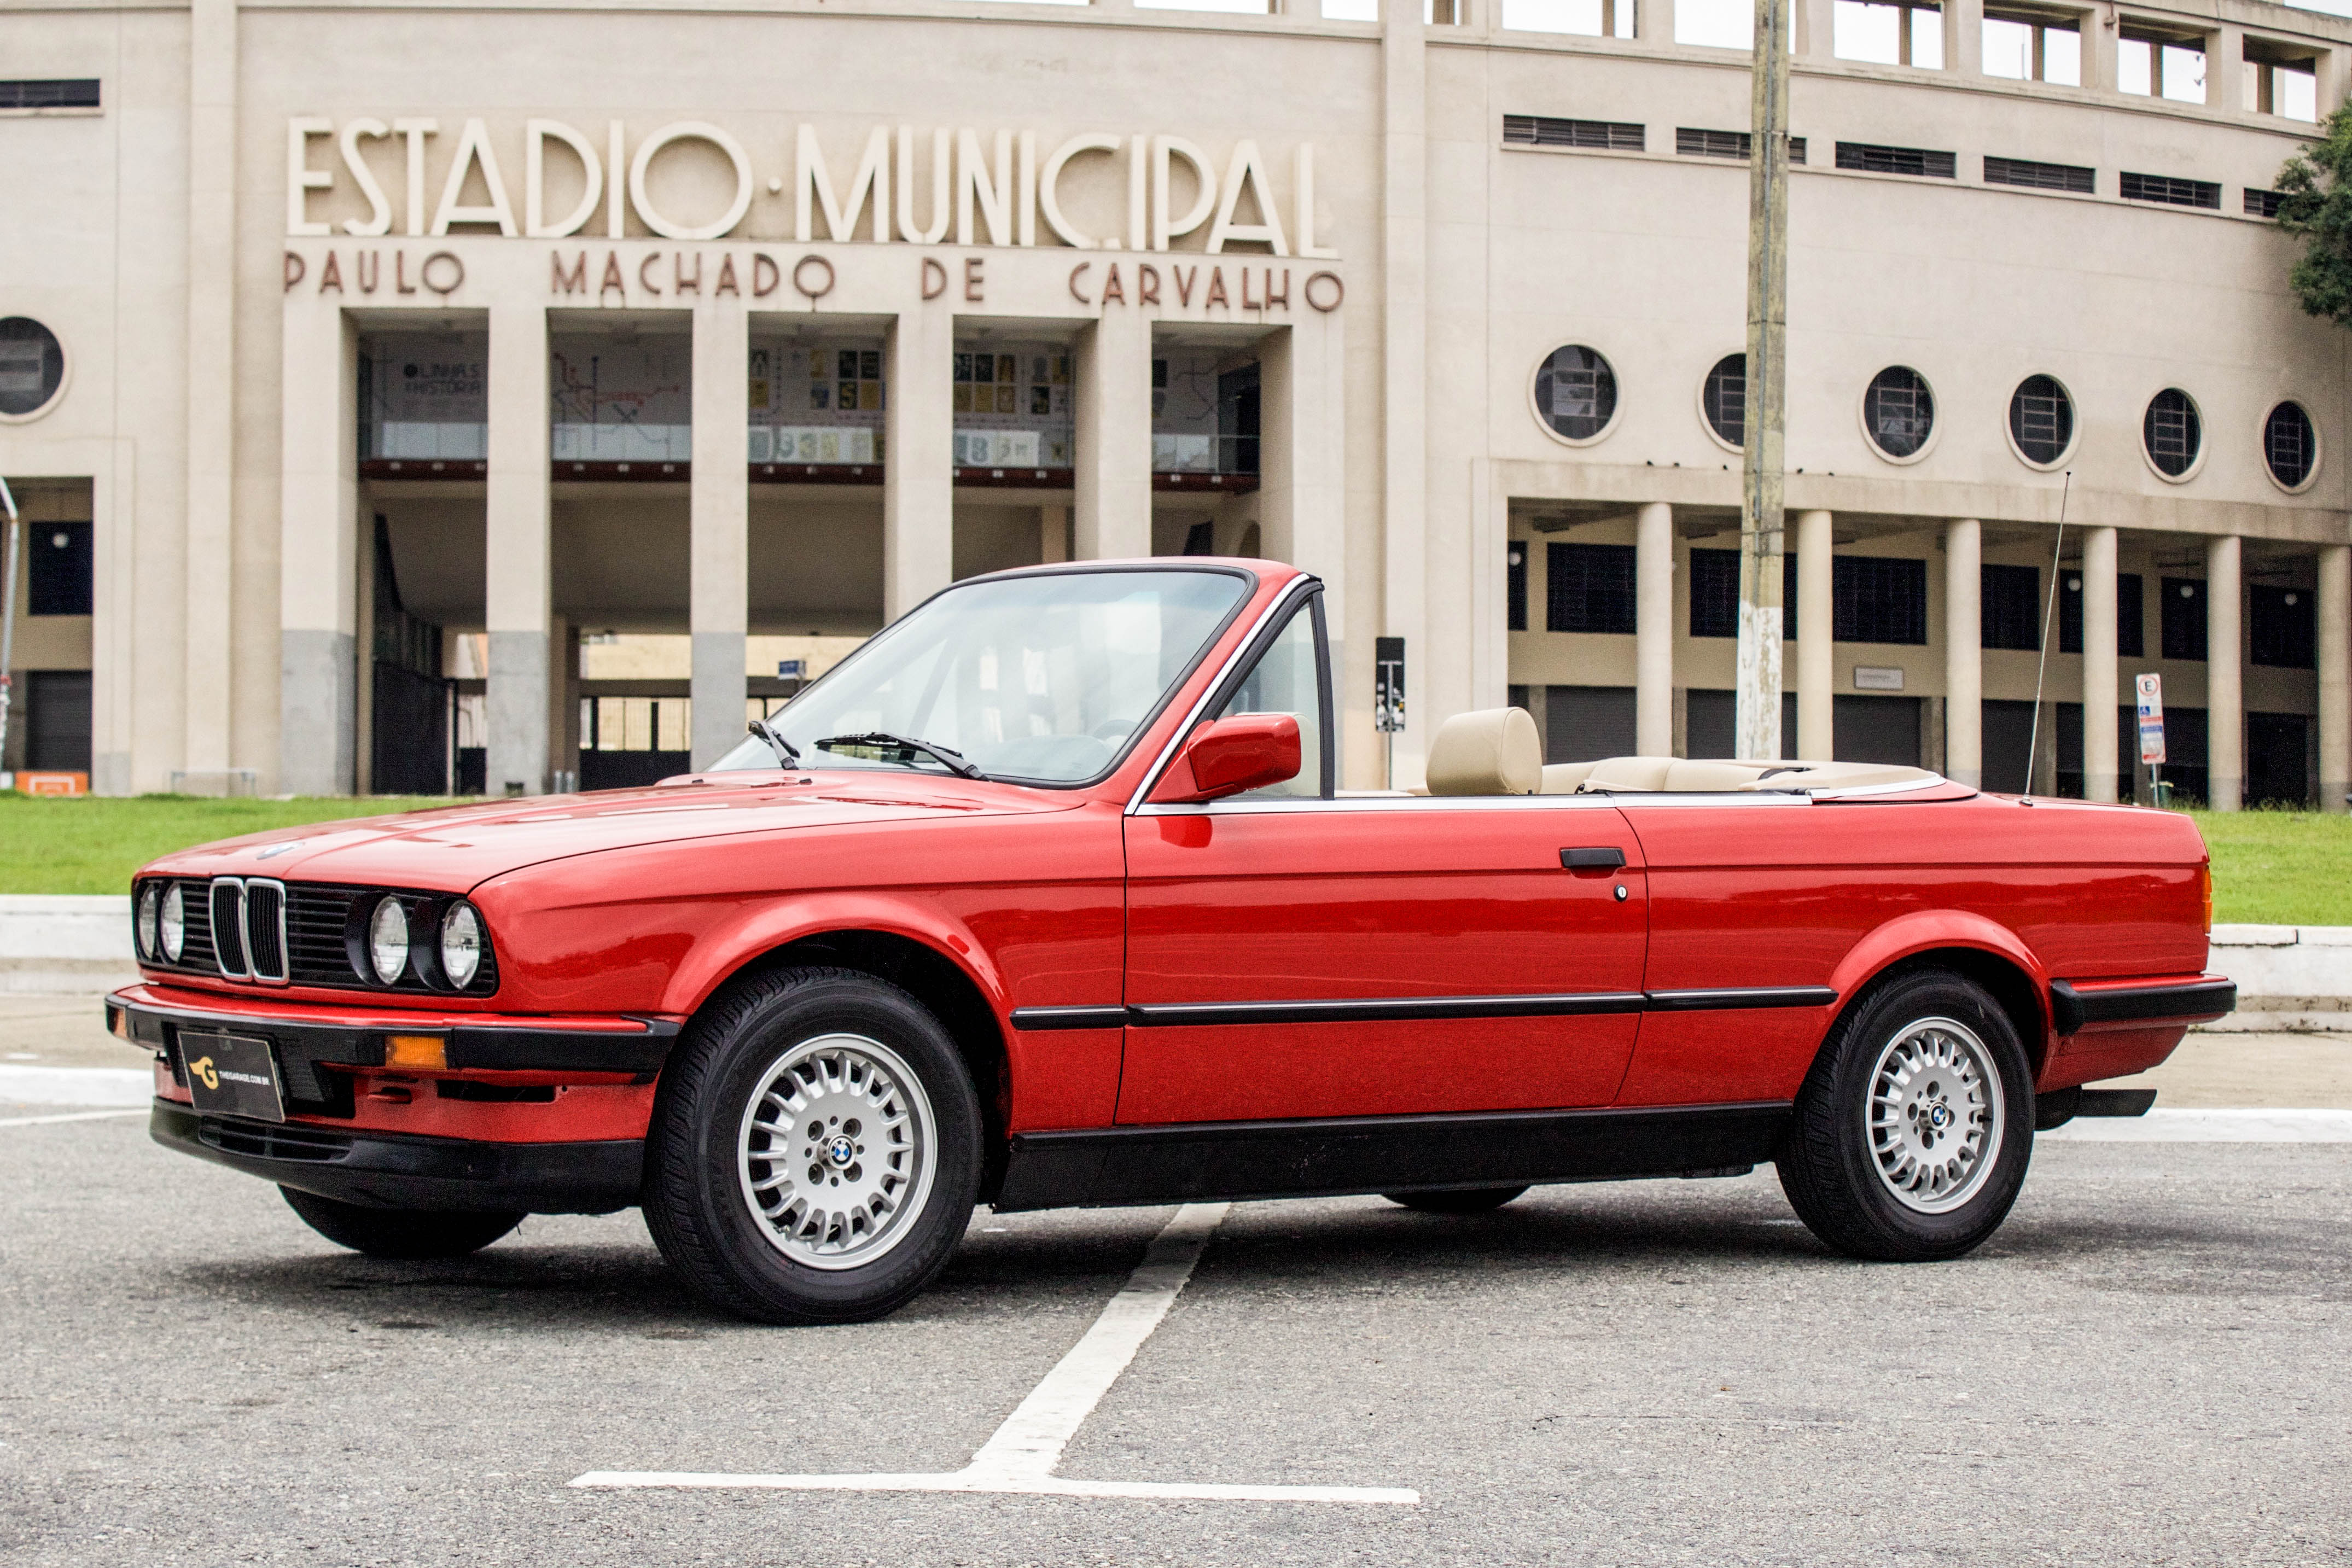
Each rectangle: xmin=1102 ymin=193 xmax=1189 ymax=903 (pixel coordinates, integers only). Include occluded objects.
xmin=2279 ymin=105 xmax=2352 ymax=326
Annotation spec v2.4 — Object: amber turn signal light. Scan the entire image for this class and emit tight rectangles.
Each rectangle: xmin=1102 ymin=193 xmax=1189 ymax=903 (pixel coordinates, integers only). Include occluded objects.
xmin=383 ymin=1034 xmax=448 ymax=1070
xmin=2200 ymin=864 xmax=2213 ymax=935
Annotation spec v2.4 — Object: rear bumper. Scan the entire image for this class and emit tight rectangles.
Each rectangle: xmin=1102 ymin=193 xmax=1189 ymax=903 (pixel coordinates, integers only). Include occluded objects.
xmin=150 ymin=1103 xmax=643 ymax=1214
xmin=2050 ymin=976 xmax=2237 ymax=1035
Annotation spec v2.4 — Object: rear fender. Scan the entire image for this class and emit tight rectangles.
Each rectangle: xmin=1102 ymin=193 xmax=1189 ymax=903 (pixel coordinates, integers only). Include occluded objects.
xmin=1825 ymin=910 xmax=2054 ymax=1065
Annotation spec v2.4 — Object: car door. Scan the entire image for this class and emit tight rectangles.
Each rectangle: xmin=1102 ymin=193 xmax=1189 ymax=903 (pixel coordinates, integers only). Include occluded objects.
xmin=1117 ymin=592 xmax=1651 ymax=1124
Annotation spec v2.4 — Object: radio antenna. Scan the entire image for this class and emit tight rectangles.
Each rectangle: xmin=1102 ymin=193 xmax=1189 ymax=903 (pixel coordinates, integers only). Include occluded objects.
xmin=2023 ymin=469 xmax=2074 ymax=796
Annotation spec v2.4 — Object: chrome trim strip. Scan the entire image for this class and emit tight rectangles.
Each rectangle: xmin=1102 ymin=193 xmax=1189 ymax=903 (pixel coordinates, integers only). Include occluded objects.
xmin=1133 ymin=790 xmax=1807 ymax=816
xmin=208 ymin=877 xmax=249 ymax=981
xmin=243 ymin=877 xmax=289 ymax=986
xmin=1641 ymin=986 xmax=1839 ymax=1011
xmin=1125 ymin=574 xmax=1321 ymax=816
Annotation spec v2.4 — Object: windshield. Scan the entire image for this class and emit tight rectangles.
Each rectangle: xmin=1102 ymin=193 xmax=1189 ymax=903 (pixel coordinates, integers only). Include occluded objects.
xmin=708 ymin=568 xmax=1253 ymax=784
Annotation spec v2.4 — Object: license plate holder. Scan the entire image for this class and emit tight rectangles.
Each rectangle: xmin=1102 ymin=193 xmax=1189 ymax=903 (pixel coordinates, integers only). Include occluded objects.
xmin=179 ymin=1031 xmax=287 ymax=1123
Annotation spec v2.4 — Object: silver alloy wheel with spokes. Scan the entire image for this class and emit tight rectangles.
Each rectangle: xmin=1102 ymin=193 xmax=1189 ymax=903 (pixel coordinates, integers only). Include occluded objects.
xmin=736 ymin=1033 xmax=938 ymax=1270
xmin=1865 ymin=1015 xmax=2005 ymax=1214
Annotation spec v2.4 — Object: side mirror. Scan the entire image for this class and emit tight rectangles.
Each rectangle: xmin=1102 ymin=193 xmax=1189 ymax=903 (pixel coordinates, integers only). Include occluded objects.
xmin=1152 ymin=714 xmax=1302 ymax=803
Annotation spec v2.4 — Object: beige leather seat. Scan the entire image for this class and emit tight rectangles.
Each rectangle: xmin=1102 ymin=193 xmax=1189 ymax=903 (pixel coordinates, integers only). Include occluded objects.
xmin=1426 ymin=707 xmax=1542 ymax=795
xmin=1540 ymin=754 xmax=1942 ymax=795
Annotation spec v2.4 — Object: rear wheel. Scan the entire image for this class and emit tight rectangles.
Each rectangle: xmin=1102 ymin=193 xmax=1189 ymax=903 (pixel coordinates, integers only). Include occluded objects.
xmin=1777 ymin=969 xmax=2034 ymax=1262
xmin=643 ymin=967 xmax=983 ymax=1325
xmin=1382 ymin=1186 xmax=1529 ymax=1214
xmin=280 ymin=1188 xmax=523 ymax=1259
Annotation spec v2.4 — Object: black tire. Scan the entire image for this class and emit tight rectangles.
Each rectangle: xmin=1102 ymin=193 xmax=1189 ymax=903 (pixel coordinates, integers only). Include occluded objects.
xmin=642 ymin=966 xmax=983 ymax=1325
xmin=1382 ymin=1186 xmax=1529 ymax=1214
xmin=280 ymin=1187 xmax=523 ymax=1259
xmin=1777 ymin=967 xmax=2034 ymax=1262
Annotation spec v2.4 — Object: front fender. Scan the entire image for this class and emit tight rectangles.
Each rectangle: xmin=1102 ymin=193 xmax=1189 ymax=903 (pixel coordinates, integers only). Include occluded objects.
xmin=659 ymin=890 xmax=1012 ymax=1021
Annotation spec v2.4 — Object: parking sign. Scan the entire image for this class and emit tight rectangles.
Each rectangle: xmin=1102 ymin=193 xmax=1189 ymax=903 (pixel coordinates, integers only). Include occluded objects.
xmin=2136 ymin=673 xmax=2166 ymax=766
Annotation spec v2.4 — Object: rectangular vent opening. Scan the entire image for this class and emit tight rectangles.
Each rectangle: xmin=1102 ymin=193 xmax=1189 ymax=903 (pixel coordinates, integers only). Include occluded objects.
xmin=1984 ymin=155 xmax=2094 ymax=194
xmin=0 ymin=79 xmax=100 ymax=110
xmin=210 ymin=882 xmax=248 ymax=978
xmin=1836 ymin=142 xmax=1957 ymax=178
xmin=1505 ymin=114 xmax=1645 ymax=152
xmin=2245 ymin=189 xmax=2285 ymax=219
xmin=1675 ymin=127 xmax=1807 ymax=163
xmin=2120 ymin=172 xmax=2220 ymax=209
xmin=244 ymin=882 xmax=288 ymax=983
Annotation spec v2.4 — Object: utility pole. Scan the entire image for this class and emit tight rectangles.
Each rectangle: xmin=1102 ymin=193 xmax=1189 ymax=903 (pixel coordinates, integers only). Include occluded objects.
xmin=1737 ymin=0 xmax=1791 ymax=762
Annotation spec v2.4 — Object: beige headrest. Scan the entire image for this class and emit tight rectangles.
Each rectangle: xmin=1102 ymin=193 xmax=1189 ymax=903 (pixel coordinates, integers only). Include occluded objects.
xmin=1427 ymin=708 xmax=1542 ymax=796
xmin=1540 ymin=761 xmax=1598 ymax=795
xmin=1579 ymin=755 xmax=1676 ymax=792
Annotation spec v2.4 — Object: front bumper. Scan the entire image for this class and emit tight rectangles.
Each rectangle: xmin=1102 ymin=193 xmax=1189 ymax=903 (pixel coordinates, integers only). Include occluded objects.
xmin=152 ymin=1103 xmax=644 ymax=1214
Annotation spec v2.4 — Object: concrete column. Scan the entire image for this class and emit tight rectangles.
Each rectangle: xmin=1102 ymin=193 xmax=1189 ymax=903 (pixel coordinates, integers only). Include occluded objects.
xmin=1381 ymin=0 xmax=1429 ymax=784
xmin=1646 ymin=0 xmax=1678 ymax=44
xmin=883 ymin=305 xmax=953 ymax=617
xmin=1039 ymin=506 xmax=1070 ymax=564
xmin=1945 ymin=519 xmax=1982 ymax=788
xmin=2082 ymin=527 xmax=2119 ymax=803
xmin=2215 ymin=25 xmax=2248 ymax=110
xmin=1795 ymin=0 xmax=1834 ymax=56
xmin=2321 ymin=544 xmax=2349 ymax=812
xmin=1259 ymin=322 xmax=1348 ymax=653
xmin=1796 ymin=509 xmax=1833 ymax=761
xmin=2208 ymin=534 xmax=2244 ymax=811
xmin=690 ymin=297 xmax=748 ymax=770
xmin=486 ymin=302 xmax=551 ymax=796
xmin=276 ymin=307 xmax=359 ymax=796
xmin=1635 ymin=503 xmax=1674 ymax=756
xmin=1946 ymin=0 xmax=1982 ymax=77
xmin=2085 ymin=6 xmax=2119 ymax=91
xmin=1073 ymin=311 xmax=1151 ymax=560
xmin=183 ymin=0 xmax=238 ymax=777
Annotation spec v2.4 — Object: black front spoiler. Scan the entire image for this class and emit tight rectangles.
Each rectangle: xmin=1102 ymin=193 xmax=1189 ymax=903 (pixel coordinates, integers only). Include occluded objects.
xmin=150 ymin=1103 xmax=642 ymax=1214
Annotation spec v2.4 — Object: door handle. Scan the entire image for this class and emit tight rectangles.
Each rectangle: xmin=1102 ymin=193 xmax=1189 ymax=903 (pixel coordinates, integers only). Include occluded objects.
xmin=1560 ymin=847 xmax=1627 ymax=871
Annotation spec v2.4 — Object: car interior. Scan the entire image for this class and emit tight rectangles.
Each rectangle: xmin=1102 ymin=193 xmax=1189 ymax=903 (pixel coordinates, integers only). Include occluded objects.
xmin=1422 ymin=708 xmax=1945 ymax=797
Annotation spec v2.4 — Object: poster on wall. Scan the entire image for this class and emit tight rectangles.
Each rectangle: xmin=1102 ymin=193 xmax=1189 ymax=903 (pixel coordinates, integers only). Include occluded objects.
xmin=753 ymin=341 xmax=888 ymax=464
xmin=550 ymin=339 xmax=692 ymax=462
xmin=952 ymin=343 xmax=1074 ymax=470
xmin=361 ymin=334 xmax=487 ymax=459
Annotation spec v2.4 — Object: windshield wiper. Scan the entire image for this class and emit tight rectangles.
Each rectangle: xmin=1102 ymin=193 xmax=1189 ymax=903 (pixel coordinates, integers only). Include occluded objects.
xmin=815 ymin=731 xmax=986 ymax=780
xmin=747 ymin=719 xmax=801 ymax=768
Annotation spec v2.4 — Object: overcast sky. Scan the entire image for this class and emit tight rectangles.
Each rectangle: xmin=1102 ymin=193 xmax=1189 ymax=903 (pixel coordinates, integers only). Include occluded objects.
xmin=2291 ymin=0 xmax=2352 ymax=18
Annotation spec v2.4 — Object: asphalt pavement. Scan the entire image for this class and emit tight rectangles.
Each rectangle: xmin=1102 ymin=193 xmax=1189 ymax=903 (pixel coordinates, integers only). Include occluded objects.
xmin=3 ymin=1109 xmax=2348 ymax=1566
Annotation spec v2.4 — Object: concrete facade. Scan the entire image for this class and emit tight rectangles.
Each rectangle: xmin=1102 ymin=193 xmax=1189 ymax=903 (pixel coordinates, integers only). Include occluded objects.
xmin=0 ymin=0 xmax=2347 ymax=798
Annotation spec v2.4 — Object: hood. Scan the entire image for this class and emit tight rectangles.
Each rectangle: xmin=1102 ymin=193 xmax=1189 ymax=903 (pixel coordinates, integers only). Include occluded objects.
xmin=137 ymin=772 xmax=1084 ymax=892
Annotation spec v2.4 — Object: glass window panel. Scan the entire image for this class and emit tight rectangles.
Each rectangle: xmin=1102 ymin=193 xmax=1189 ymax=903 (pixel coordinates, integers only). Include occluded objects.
xmin=1675 ymin=0 xmax=1753 ymax=49
xmin=2161 ymin=42 xmax=2206 ymax=102
xmin=2283 ymin=65 xmax=2318 ymax=121
xmin=1503 ymin=0 xmax=1604 ymax=32
xmin=1213 ymin=602 xmax=1326 ymax=799
xmin=1834 ymin=0 xmax=1902 ymax=62
xmin=1136 ymin=0 xmax=1272 ymax=11
xmin=1911 ymin=7 xmax=1943 ymax=67
xmin=1982 ymin=16 xmax=2032 ymax=77
xmin=2119 ymin=36 xmax=2152 ymax=94
xmin=2044 ymin=25 xmax=2081 ymax=84
xmin=1323 ymin=0 xmax=1378 ymax=15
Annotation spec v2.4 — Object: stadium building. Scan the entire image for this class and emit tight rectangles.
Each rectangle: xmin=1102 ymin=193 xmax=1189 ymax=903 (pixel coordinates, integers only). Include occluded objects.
xmin=0 ymin=0 xmax=2347 ymax=802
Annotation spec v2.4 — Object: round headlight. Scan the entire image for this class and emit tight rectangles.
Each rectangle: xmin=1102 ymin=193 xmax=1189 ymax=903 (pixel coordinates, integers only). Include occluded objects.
xmin=368 ymin=896 xmax=411 ymax=985
xmin=439 ymin=902 xmax=484 ymax=990
xmin=160 ymin=884 xmax=185 ymax=962
xmin=136 ymin=885 xmax=160 ymax=961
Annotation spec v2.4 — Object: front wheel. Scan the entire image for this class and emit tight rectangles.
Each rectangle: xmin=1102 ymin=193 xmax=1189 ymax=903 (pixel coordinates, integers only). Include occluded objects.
xmin=642 ymin=967 xmax=983 ymax=1324
xmin=280 ymin=1188 xmax=523 ymax=1258
xmin=1777 ymin=969 xmax=2034 ymax=1262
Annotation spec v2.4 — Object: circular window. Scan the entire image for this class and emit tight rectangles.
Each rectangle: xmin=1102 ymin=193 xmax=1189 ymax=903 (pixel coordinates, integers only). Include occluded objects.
xmin=1862 ymin=366 xmax=1935 ymax=460
xmin=2006 ymin=374 xmax=2074 ymax=468
xmin=2143 ymin=388 xmax=2203 ymax=479
xmin=0 ymin=318 xmax=67 ymax=421
xmin=2264 ymin=400 xmax=2318 ymax=490
xmin=1533 ymin=345 xmax=1619 ymax=444
xmin=1701 ymin=353 xmax=1746 ymax=448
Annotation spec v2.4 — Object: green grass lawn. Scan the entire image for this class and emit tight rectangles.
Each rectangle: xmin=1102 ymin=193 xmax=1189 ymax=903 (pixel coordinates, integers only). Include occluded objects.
xmin=3 ymin=794 xmax=2351 ymax=926
xmin=0 ymin=795 xmax=469 ymax=895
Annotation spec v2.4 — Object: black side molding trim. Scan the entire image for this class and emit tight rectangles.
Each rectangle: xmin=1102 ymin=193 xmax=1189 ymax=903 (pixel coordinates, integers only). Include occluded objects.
xmin=2049 ymin=978 xmax=2237 ymax=1035
xmin=1641 ymin=986 xmax=1839 ymax=1012
xmin=1128 ymin=993 xmax=1649 ymax=1027
xmin=1009 ymin=1006 xmax=1130 ymax=1032
xmin=995 ymin=1101 xmax=1794 ymax=1211
xmin=450 ymin=1017 xmax=679 ymax=1072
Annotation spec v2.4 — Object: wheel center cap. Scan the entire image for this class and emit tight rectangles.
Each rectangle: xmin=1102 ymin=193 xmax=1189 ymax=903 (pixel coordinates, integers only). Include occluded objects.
xmin=825 ymin=1134 xmax=856 ymax=1168
xmin=1928 ymin=1103 xmax=1951 ymax=1129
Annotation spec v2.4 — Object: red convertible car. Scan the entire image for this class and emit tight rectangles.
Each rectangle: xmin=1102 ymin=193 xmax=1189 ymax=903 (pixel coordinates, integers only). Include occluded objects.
xmin=113 ymin=559 xmax=2233 ymax=1322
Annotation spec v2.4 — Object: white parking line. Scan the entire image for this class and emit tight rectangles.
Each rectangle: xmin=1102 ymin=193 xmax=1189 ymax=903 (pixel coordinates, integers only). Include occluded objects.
xmin=0 ymin=1109 xmax=146 ymax=1129
xmin=571 ymin=1201 xmax=1420 ymax=1505
xmin=0 ymin=1065 xmax=153 ymax=1108
xmin=2044 ymin=1109 xmax=2352 ymax=1142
